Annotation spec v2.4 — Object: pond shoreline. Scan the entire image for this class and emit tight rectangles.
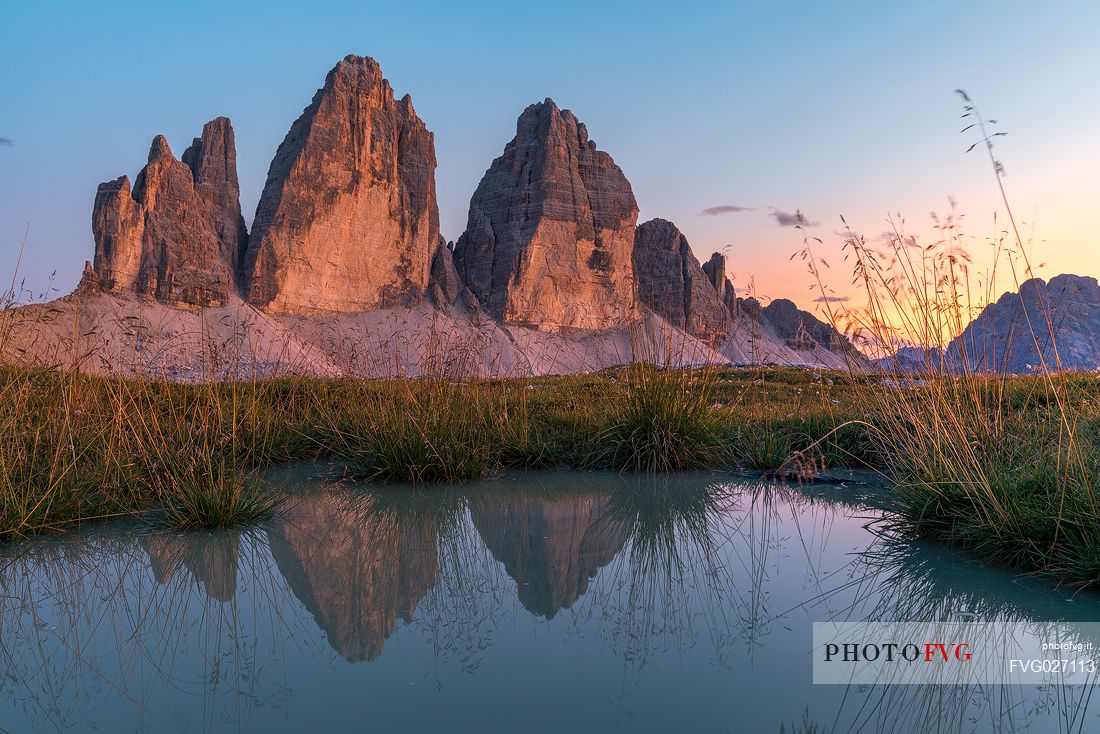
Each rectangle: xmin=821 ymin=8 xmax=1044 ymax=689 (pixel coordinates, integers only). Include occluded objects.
xmin=3 ymin=362 xmax=1098 ymax=589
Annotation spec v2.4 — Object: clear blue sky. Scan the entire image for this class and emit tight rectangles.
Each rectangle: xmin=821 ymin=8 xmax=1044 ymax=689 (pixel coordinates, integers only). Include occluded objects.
xmin=2 ymin=0 xmax=1098 ymax=306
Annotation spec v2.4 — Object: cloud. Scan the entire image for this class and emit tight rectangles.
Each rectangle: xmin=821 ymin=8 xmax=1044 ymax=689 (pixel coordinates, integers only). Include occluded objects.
xmin=878 ymin=231 xmax=918 ymax=247
xmin=814 ymin=295 xmax=850 ymax=303
xmin=0 ymin=138 xmax=11 ymax=146
xmin=770 ymin=208 xmax=819 ymax=227
xmin=701 ymin=204 xmax=754 ymax=216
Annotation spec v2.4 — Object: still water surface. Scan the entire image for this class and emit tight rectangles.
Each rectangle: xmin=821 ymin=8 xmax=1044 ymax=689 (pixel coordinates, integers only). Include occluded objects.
xmin=1 ymin=467 xmax=1098 ymax=733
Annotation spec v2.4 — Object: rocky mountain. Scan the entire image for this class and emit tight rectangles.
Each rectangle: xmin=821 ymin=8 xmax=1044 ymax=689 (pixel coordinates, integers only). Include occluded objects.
xmin=633 ymin=218 xmax=731 ymax=345
xmin=756 ymin=298 xmax=854 ymax=353
xmin=453 ymin=99 xmax=638 ymax=331
xmin=701 ymin=252 xmax=734 ymax=309
xmin=87 ymin=118 xmax=247 ymax=308
xmin=2 ymin=53 xmax=862 ymax=379
xmin=946 ymin=274 xmax=1100 ymax=373
xmin=242 ymin=55 xmax=440 ymax=315
xmin=629 ymin=220 xmax=857 ymax=364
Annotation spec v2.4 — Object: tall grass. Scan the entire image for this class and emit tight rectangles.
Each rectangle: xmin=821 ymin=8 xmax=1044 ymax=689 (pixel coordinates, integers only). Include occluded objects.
xmin=327 ymin=376 xmax=496 ymax=484
xmin=806 ymin=93 xmax=1100 ymax=585
xmin=591 ymin=360 xmax=728 ymax=471
xmin=132 ymin=381 xmax=284 ymax=529
xmin=0 ymin=365 xmax=288 ymax=535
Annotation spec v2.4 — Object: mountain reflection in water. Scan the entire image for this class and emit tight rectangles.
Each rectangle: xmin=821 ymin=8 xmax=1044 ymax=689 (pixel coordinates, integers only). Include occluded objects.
xmin=0 ymin=466 xmax=1098 ymax=734
xmin=469 ymin=489 xmax=629 ymax=619
xmin=268 ymin=492 xmax=440 ymax=662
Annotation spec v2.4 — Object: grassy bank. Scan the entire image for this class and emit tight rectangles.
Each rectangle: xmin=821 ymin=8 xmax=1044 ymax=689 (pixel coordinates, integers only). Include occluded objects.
xmin=5 ymin=357 xmax=1100 ymax=590
xmin=0 ymin=362 xmax=879 ymax=537
xmin=866 ymin=370 xmax=1100 ymax=586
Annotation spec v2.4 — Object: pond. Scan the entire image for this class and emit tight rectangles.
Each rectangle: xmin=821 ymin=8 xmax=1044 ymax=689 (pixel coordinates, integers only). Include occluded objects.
xmin=0 ymin=467 xmax=1097 ymax=733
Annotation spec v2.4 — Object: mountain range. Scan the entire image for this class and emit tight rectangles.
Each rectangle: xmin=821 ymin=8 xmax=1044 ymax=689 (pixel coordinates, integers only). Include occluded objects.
xmin=0 ymin=54 xmax=949 ymax=379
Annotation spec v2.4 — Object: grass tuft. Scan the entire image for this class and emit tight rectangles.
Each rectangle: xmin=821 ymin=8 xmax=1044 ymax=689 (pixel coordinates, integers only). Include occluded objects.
xmin=156 ymin=456 xmax=280 ymax=530
xmin=591 ymin=362 xmax=728 ymax=472
xmin=329 ymin=378 xmax=494 ymax=484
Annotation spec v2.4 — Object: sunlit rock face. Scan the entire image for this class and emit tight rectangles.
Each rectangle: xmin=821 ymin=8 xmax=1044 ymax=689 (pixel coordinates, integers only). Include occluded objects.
xmin=267 ymin=494 xmax=438 ymax=662
xmin=141 ymin=530 xmax=242 ymax=603
xmin=470 ymin=493 xmax=629 ymax=619
xmin=633 ymin=218 xmax=731 ymax=344
xmin=91 ymin=118 xmax=248 ymax=307
xmin=243 ymin=55 xmax=439 ymax=315
xmin=946 ymin=274 xmax=1100 ymax=373
xmin=453 ymin=99 xmax=638 ymax=331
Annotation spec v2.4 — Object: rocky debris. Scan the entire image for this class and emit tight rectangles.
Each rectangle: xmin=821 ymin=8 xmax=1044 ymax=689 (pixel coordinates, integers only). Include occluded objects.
xmin=875 ymin=345 xmax=945 ymax=374
xmin=453 ymin=99 xmax=638 ymax=331
xmin=469 ymin=492 xmax=629 ymax=619
xmin=947 ymin=274 xmax=1100 ymax=373
xmin=632 ymin=219 xmax=731 ymax=344
xmin=91 ymin=118 xmax=247 ymax=307
xmin=243 ymin=55 xmax=439 ymax=316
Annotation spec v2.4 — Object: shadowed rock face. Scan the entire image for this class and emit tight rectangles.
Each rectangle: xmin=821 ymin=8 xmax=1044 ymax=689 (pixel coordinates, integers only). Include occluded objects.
xmin=91 ymin=118 xmax=247 ymax=307
xmin=453 ymin=99 xmax=638 ymax=331
xmin=470 ymin=493 xmax=628 ymax=619
xmin=633 ymin=219 xmax=731 ymax=344
xmin=760 ymin=298 xmax=852 ymax=352
xmin=702 ymin=253 xmax=732 ymax=306
xmin=243 ymin=55 xmax=439 ymax=316
xmin=946 ymin=274 xmax=1100 ymax=373
xmin=267 ymin=494 xmax=438 ymax=662
xmin=428 ymin=237 xmax=464 ymax=309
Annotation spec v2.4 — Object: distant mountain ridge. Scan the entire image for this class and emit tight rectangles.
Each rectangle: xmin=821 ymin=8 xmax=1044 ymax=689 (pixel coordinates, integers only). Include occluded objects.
xmin=948 ymin=274 xmax=1100 ymax=373
xmin=876 ymin=275 xmax=1100 ymax=375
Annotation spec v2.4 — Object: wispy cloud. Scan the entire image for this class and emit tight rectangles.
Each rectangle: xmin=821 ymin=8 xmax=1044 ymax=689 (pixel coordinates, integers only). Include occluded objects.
xmin=771 ymin=208 xmax=818 ymax=227
xmin=701 ymin=204 xmax=754 ymax=216
xmin=814 ymin=295 xmax=850 ymax=303
xmin=878 ymin=231 xmax=918 ymax=247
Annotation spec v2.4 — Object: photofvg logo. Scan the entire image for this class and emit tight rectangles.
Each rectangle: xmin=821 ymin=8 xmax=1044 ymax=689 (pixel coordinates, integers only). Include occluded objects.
xmin=813 ymin=622 xmax=1100 ymax=685
xmin=823 ymin=640 xmax=972 ymax=664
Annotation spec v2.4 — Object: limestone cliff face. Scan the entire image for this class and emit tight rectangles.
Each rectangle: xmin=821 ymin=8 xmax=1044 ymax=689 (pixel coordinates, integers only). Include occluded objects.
xmin=267 ymin=493 xmax=438 ymax=662
xmin=427 ymin=238 xmax=464 ymax=309
xmin=633 ymin=219 xmax=731 ymax=344
xmin=470 ymin=493 xmax=628 ymax=619
xmin=243 ymin=55 xmax=439 ymax=315
xmin=91 ymin=118 xmax=247 ymax=307
xmin=453 ymin=99 xmax=638 ymax=331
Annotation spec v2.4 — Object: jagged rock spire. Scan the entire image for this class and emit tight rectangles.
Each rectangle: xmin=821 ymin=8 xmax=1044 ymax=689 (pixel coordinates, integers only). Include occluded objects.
xmin=242 ymin=55 xmax=440 ymax=315
xmin=632 ymin=218 xmax=731 ymax=343
xmin=91 ymin=117 xmax=247 ymax=307
xmin=453 ymin=98 xmax=638 ymax=331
